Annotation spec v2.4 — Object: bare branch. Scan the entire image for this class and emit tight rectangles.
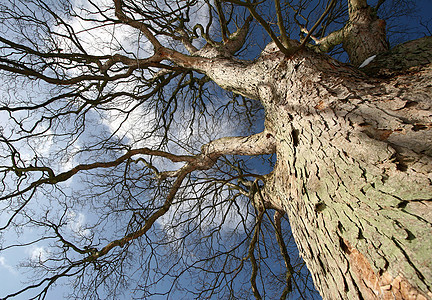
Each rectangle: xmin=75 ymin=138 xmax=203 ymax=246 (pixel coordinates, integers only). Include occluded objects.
xmin=274 ymin=0 xmax=290 ymax=47
xmin=113 ymin=0 xmax=163 ymax=50
xmin=300 ymin=0 xmax=337 ymax=48
xmin=215 ymin=0 xmax=230 ymax=42
xmin=248 ymin=208 xmax=264 ymax=300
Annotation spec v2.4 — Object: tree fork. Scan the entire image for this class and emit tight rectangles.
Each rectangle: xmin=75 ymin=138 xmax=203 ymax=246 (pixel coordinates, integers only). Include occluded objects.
xmin=343 ymin=2 xmax=388 ymax=66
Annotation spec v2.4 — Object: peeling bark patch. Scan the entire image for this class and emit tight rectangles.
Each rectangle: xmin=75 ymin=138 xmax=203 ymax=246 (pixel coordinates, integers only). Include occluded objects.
xmin=343 ymin=238 xmax=430 ymax=300
xmin=362 ymin=126 xmax=393 ymax=141
xmin=315 ymin=100 xmax=327 ymax=110
xmin=380 ymin=273 xmax=432 ymax=300
xmin=343 ymin=238 xmax=381 ymax=298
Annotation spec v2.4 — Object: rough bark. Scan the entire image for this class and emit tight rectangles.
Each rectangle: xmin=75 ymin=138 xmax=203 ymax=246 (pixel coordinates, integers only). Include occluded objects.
xmin=191 ymin=38 xmax=432 ymax=299
xmin=343 ymin=1 xmax=389 ymax=66
xmin=263 ymin=41 xmax=432 ymax=299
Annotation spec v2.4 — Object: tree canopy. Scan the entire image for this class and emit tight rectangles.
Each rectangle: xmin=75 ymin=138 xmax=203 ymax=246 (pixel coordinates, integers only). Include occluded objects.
xmin=0 ymin=0 xmax=430 ymax=299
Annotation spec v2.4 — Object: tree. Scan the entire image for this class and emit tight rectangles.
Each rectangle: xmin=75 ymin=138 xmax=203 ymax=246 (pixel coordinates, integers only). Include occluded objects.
xmin=0 ymin=0 xmax=431 ymax=299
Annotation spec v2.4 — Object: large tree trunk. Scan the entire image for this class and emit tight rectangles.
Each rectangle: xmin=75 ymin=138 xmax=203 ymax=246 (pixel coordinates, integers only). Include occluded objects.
xmin=260 ymin=38 xmax=432 ymax=299
xmin=170 ymin=36 xmax=432 ymax=299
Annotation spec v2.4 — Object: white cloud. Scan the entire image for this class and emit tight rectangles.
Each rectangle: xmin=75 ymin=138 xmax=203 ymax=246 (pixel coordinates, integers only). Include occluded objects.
xmin=59 ymin=144 xmax=81 ymax=173
xmin=0 ymin=256 xmax=18 ymax=275
xmin=28 ymin=246 xmax=49 ymax=263
xmin=67 ymin=210 xmax=91 ymax=238
xmin=102 ymin=100 xmax=161 ymax=148
xmin=31 ymin=128 xmax=54 ymax=158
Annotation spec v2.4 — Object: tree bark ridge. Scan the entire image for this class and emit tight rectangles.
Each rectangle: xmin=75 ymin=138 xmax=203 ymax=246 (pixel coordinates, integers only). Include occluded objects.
xmin=256 ymin=44 xmax=432 ymax=299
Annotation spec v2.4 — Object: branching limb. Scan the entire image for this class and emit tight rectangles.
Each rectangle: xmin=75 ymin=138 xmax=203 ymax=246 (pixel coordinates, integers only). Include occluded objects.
xmin=248 ymin=208 xmax=264 ymax=300
xmin=113 ymin=0 xmax=163 ymax=50
xmin=241 ymin=1 xmax=295 ymax=56
xmin=84 ymin=167 xmax=190 ymax=261
xmin=300 ymin=0 xmax=388 ymax=65
xmin=80 ymin=133 xmax=275 ymax=262
xmin=300 ymin=0 xmax=337 ymax=48
xmin=201 ymin=130 xmax=276 ymax=157
xmin=0 ymin=147 xmax=194 ymax=202
xmin=2 ymin=264 xmax=83 ymax=300
xmin=81 ymin=131 xmax=274 ymax=255
xmin=175 ymin=26 xmax=199 ymax=54
xmin=99 ymin=53 xmax=166 ymax=73
xmin=224 ymin=14 xmax=254 ymax=55
xmin=274 ymin=0 xmax=290 ymax=48
xmin=215 ymin=0 xmax=230 ymax=43
xmin=1 ymin=131 xmax=275 ymax=237
xmin=301 ymin=26 xmax=345 ymax=53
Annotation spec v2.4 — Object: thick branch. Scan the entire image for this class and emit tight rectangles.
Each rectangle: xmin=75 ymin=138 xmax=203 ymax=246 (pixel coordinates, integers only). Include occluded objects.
xmin=99 ymin=53 xmax=164 ymax=73
xmin=65 ymin=131 xmax=275 ymax=265
xmin=113 ymin=0 xmax=163 ymax=50
xmin=161 ymin=48 xmax=272 ymax=99
xmin=0 ymin=147 xmax=194 ymax=201
xmin=202 ymin=131 xmax=276 ymax=157
xmin=302 ymin=27 xmax=344 ymax=53
xmin=348 ymin=0 xmax=368 ymax=15
xmin=224 ymin=15 xmax=254 ymax=55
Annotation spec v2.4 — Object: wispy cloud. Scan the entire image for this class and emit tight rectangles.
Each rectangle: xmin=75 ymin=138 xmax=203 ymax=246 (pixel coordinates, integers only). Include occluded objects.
xmin=67 ymin=210 xmax=91 ymax=238
xmin=28 ymin=246 xmax=49 ymax=263
xmin=0 ymin=256 xmax=18 ymax=275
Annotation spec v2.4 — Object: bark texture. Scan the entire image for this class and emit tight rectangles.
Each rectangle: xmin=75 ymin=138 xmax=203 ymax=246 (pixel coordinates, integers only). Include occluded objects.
xmin=195 ymin=37 xmax=432 ymax=299
xmin=262 ymin=40 xmax=432 ymax=299
xmin=343 ymin=2 xmax=388 ymax=66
